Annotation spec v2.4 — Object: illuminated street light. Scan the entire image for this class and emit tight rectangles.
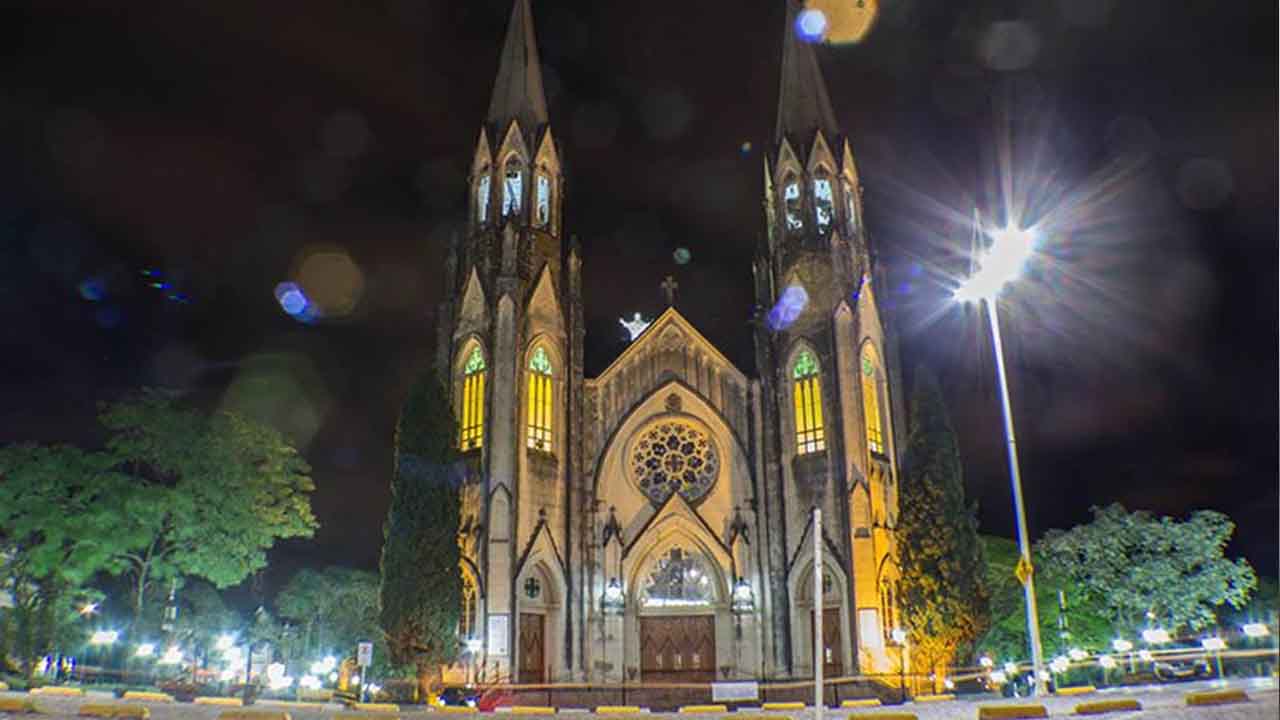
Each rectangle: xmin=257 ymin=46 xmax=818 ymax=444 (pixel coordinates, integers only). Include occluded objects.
xmin=216 ymin=634 xmax=236 ymax=651
xmin=1242 ymin=623 xmax=1271 ymax=638
xmin=1068 ymin=648 xmax=1088 ymax=662
xmin=135 ymin=644 xmax=156 ymax=658
xmin=1112 ymin=638 xmax=1133 ymax=653
xmin=79 ymin=602 xmax=100 ymax=617
xmin=159 ymin=647 xmax=183 ymax=665
xmin=979 ymin=656 xmax=994 ymax=668
xmin=90 ymin=630 xmax=118 ymax=645
xmin=1004 ymin=662 xmax=1019 ymax=676
xmin=954 ymin=219 xmax=1046 ymax=694
xmin=1137 ymin=650 xmax=1153 ymax=662
xmin=1098 ymin=655 xmax=1117 ymax=669
xmin=1142 ymin=628 xmax=1170 ymax=644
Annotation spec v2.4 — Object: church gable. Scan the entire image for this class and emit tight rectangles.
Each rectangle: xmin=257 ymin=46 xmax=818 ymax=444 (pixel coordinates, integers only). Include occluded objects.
xmin=524 ymin=264 xmax=564 ymax=338
xmin=472 ymin=128 xmax=493 ymax=175
xmin=455 ymin=267 xmax=490 ymax=338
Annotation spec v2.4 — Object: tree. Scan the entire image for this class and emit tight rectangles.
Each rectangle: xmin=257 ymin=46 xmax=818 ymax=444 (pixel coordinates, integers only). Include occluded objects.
xmin=978 ymin=535 xmax=1113 ymax=663
xmin=1038 ymin=503 xmax=1257 ymax=636
xmin=98 ymin=391 xmax=319 ymax=629
xmin=278 ymin=566 xmax=391 ymax=675
xmin=0 ymin=445 xmax=129 ymax=674
xmin=897 ymin=367 xmax=990 ymax=689
xmin=379 ymin=368 xmax=462 ymax=697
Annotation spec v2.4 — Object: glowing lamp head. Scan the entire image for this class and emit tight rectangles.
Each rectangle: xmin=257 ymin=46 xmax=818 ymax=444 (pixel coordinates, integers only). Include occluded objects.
xmin=1112 ymin=638 xmax=1133 ymax=653
xmin=1068 ymin=648 xmax=1088 ymax=662
xmin=1242 ymin=623 xmax=1271 ymax=638
xmin=1099 ymin=655 xmax=1117 ymax=669
xmin=891 ymin=627 xmax=908 ymax=645
xmin=955 ymin=225 xmax=1039 ymax=302
xmin=1050 ymin=656 xmax=1070 ymax=674
xmin=979 ymin=656 xmax=994 ymax=668
xmin=159 ymin=647 xmax=183 ymax=665
xmin=795 ymin=8 xmax=828 ymax=42
xmin=1003 ymin=662 xmax=1019 ymax=676
xmin=135 ymin=643 xmax=155 ymax=658
xmin=1201 ymin=637 xmax=1226 ymax=651
xmin=1137 ymin=650 xmax=1154 ymax=662
xmin=215 ymin=634 xmax=236 ymax=651
xmin=90 ymin=630 xmax=118 ymax=646
xmin=1142 ymin=628 xmax=1171 ymax=644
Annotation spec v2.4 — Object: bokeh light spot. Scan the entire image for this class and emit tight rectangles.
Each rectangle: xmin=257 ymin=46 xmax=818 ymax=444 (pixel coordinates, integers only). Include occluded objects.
xmin=805 ymin=0 xmax=879 ymax=44
xmin=295 ymin=247 xmax=365 ymax=319
xmin=673 ymin=247 xmax=692 ymax=265
xmin=739 ymin=141 xmax=753 ymax=155
xmin=220 ymin=352 xmax=331 ymax=451
xmin=796 ymin=9 xmax=828 ymax=43
xmin=767 ymin=283 xmax=809 ymax=331
xmin=78 ymin=278 xmax=105 ymax=301
xmin=275 ymin=281 xmax=310 ymax=317
xmin=979 ymin=21 xmax=1041 ymax=71
xmin=1175 ymin=157 xmax=1233 ymax=211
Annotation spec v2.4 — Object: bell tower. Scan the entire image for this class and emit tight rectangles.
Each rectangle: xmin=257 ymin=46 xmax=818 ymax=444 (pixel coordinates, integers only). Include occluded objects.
xmin=752 ymin=0 xmax=896 ymax=677
xmin=436 ymin=0 xmax=585 ymax=683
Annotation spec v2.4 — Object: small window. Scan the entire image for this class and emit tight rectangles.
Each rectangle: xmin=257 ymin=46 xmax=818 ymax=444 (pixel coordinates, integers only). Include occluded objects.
xmin=460 ymin=346 xmax=486 ymax=451
xmin=793 ymin=350 xmax=825 ymax=454
xmin=503 ymin=159 xmax=523 ymax=217
xmin=461 ymin=569 xmax=478 ymax=639
xmin=844 ymin=180 xmax=857 ymax=235
xmin=784 ymin=180 xmax=803 ymax=231
xmin=527 ymin=346 xmax=553 ymax=452
xmin=476 ymin=174 xmax=490 ymax=224
xmin=814 ymin=177 xmax=834 ymax=234
xmin=535 ymin=174 xmax=551 ymax=228
xmin=861 ymin=346 xmax=885 ymax=456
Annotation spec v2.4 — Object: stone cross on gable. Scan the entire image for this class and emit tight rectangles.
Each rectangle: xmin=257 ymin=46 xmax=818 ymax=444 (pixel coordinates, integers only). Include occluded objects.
xmin=661 ymin=275 xmax=679 ymax=306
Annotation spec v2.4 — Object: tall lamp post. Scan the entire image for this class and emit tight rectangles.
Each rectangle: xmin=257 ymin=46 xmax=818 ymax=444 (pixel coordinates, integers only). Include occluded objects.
xmin=891 ymin=628 xmax=908 ymax=704
xmin=954 ymin=218 xmax=1047 ymax=695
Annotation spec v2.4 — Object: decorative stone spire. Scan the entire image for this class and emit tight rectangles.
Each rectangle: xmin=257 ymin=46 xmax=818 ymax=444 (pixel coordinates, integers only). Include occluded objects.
xmin=486 ymin=0 xmax=549 ymax=134
xmin=775 ymin=0 xmax=840 ymax=146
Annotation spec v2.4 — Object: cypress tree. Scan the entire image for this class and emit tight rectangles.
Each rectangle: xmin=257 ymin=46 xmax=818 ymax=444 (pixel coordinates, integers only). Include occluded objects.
xmin=379 ymin=367 xmax=462 ymax=697
xmin=898 ymin=365 xmax=990 ymax=690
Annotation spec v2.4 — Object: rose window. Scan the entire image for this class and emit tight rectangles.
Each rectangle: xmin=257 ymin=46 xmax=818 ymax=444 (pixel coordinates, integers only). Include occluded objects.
xmin=631 ymin=423 xmax=718 ymax=504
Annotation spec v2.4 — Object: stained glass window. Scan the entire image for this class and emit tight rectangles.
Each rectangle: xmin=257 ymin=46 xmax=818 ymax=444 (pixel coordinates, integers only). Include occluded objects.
xmin=527 ymin=346 xmax=553 ymax=452
xmin=460 ymin=346 xmax=486 ymax=451
xmin=477 ymin=174 xmax=490 ymax=224
xmin=461 ymin=569 xmax=478 ymax=639
xmin=793 ymin=351 xmax=825 ymax=454
xmin=844 ymin=179 xmax=857 ymax=235
xmin=814 ymin=177 xmax=834 ymax=234
xmin=641 ymin=548 xmax=715 ymax=608
xmin=861 ymin=346 xmax=884 ymax=456
xmin=784 ymin=180 xmax=803 ymax=231
xmin=503 ymin=159 xmax=523 ymax=217
xmin=631 ymin=423 xmax=718 ymax=505
xmin=535 ymin=174 xmax=551 ymax=228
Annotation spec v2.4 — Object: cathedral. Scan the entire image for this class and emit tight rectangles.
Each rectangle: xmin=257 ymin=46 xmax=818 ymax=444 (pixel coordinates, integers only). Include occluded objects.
xmin=436 ymin=0 xmax=906 ymax=688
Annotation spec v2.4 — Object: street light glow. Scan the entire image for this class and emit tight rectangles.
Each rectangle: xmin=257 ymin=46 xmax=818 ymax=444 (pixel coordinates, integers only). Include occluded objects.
xmin=954 ymin=225 xmax=1039 ymax=302
xmin=90 ymin=630 xmax=118 ymax=645
xmin=159 ymin=647 xmax=183 ymax=665
xmin=1112 ymin=638 xmax=1133 ymax=653
xmin=1142 ymin=628 xmax=1171 ymax=644
xmin=79 ymin=602 xmax=99 ymax=616
xmin=1201 ymin=637 xmax=1226 ymax=651
xmin=216 ymin=634 xmax=236 ymax=651
xmin=891 ymin=627 xmax=907 ymax=645
xmin=1242 ymin=623 xmax=1271 ymax=638
xmin=1099 ymin=655 xmax=1117 ymax=669
xmin=135 ymin=643 xmax=155 ymax=658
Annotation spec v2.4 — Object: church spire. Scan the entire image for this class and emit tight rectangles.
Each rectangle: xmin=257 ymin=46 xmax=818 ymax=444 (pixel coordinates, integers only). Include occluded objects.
xmin=775 ymin=0 xmax=839 ymax=146
xmin=486 ymin=0 xmax=549 ymax=134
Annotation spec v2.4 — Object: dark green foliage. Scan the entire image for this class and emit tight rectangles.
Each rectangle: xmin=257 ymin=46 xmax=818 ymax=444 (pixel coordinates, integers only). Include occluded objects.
xmin=897 ymin=366 xmax=990 ymax=678
xmin=379 ymin=368 xmax=462 ymax=673
xmin=278 ymin=566 xmax=397 ymax=675
xmin=1038 ymin=503 xmax=1256 ymax=634
xmin=978 ymin=535 xmax=1113 ymax=662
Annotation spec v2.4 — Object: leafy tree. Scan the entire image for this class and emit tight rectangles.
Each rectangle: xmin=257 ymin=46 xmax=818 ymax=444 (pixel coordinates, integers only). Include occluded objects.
xmin=277 ymin=566 xmax=391 ymax=674
xmin=98 ymin=391 xmax=319 ymax=628
xmin=897 ymin=367 xmax=990 ymax=689
xmin=1038 ymin=503 xmax=1256 ymax=635
xmin=379 ymin=368 xmax=461 ymax=696
xmin=0 ymin=445 xmax=128 ymax=674
xmin=978 ymin=535 xmax=1113 ymax=663
xmin=170 ymin=580 xmax=242 ymax=671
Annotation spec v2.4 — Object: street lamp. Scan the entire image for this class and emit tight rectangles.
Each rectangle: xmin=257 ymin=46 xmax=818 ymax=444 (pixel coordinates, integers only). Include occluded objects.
xmin=731 ymin=577 xmax=756 ymax=614
xmin=891 ymin=627 xmax=908 ymax=703
xmin=601 ymin=578 xmax=625 ymax=615
xmin=954 ymin=220 xmax=1047 ymax=694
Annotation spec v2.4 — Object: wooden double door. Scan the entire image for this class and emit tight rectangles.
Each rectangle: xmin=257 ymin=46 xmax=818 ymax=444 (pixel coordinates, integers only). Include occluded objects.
xmin=639 ymin=615 xmax=716 ymax=683
xmin=518 ymin=613 xmax=545 ymax=684
xmin=809 ymin=607 xmax=844 ymax=678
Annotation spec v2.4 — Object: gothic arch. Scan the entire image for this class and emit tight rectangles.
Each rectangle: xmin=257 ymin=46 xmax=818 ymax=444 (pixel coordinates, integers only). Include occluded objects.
xmin=626 ymin=518 xmax=731 ymax=611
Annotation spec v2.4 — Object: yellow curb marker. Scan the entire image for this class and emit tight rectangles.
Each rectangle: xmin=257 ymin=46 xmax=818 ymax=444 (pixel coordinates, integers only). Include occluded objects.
xmin=595 ymin=706 xmax=644 ymax=714
xmin=1056 ymin=686 xmax=1097 ymax=697
xmin=1074 ymin=699 xmax=1142 ymax=716
xmin=337 ymin=714 xmax=398 ymax=720
xmin=195 ymin=698 xmax=243 ymax=707
xmin=845 ymin=714 xmax=916 ymax=720
xmin=913 ymin=694 xmax=955 ymax=703
xmin=439 ymin=707 xmax=478 ymax=714
xmin=840 ymin=698 xmax=882 ymax=708
xmin=506 ymin=707 xmax=555 ymax=715
xmin=215 ymin=712 xmax=291 ymax=720
xmin=761 ymin=702 xmax=806 ymax=711
xmin=352 ymin=704 xmax=399 ymax=713
xmin=0 ymin=698 xmax=39 ymax=713
xmin=977 ymin=705 xmax=1048 ymax=720
xmin=78 ymin=704 xmax=150 ymax=719
xmin=31 ymin=687 xmax=84 ymax=697
xmin=680 ymin=705 xmax=728 ymax=714
xmin=121 ymin=692 xmax=173 ymax=703
xmin=1185 ymin=688 xmax=1249 ymax=706
xmin=0 ymin=682 xmax=10 ymax=692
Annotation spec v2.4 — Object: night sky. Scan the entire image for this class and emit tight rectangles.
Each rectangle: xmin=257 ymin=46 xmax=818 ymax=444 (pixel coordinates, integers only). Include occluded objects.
xmin=1 ymin=1 xmax=1275 ymax=595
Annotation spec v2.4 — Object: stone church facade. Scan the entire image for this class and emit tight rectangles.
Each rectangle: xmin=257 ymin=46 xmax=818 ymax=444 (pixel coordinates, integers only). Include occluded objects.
xmin=435 ymin=0 xmax=907 ymax=685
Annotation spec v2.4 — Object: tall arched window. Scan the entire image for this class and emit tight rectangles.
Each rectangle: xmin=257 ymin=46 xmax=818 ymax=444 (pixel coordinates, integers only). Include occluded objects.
xmin=814 ymin=176 xmax=834 ymax=234
xmin=476 ymin=174 xmax=491 ymax=224
xmin=843 ymin=179 xmax=857 ymax=235
xmin=793 ymin=350 xmax=826 ymax=454
xmin=535 ymin=173 xmax=551 ymax=228
xmin=861 ymin=345 xmax=885 ymax=456
xmin=461 ymin=568 xmax=479 ymax=639
xmin=784 ymin=178 xmax=803 ymax=231
xmin=527 ymin=346 xmax=553 ymax=452
xmin=460 ymin=346 xmax=486 ymax=451
xmin=503 ymin=157 xmax=523 ymax=217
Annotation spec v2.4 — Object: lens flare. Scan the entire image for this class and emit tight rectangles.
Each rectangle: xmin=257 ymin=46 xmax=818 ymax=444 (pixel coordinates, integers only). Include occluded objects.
xmin=768 ymin=283 xmax=809 ymax=331
xmin=795 ymin=9 xmax=828 ymax=43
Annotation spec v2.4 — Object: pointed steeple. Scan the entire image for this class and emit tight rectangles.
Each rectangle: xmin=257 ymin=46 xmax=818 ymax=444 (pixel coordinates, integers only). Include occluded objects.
xmin=775 ymin=0 xmax=839 ymax=146
xmin=486 ymin=0 xmax=549 ymax=134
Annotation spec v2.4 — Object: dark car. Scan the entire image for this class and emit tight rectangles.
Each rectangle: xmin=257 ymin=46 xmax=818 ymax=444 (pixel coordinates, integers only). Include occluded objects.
xmin=1153 ymin=648 xmax=1213 ymax=682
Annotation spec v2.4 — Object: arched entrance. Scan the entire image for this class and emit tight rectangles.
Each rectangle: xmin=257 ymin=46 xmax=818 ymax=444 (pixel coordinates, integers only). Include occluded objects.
xmin=636 ymin=546 xmax=722 ymax=683
xmin=515 ymin=560 xmax=562 ymax=684
xmin=790 ymin=560 xmax=852 ymax=678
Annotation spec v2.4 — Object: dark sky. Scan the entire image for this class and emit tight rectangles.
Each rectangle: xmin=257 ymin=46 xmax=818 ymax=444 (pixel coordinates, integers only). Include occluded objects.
xmin=1 ymin=0 xmax=1275 ymax=594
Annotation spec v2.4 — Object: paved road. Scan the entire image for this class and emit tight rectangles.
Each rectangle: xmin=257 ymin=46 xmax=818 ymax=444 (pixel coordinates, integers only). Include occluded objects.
xmin=4 ymin=678 xmax=1277 ymax=719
